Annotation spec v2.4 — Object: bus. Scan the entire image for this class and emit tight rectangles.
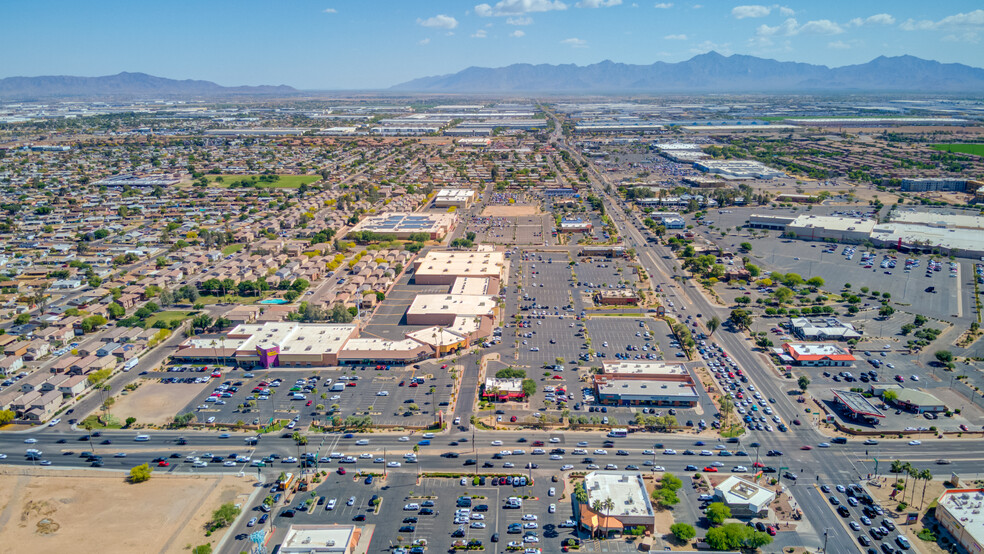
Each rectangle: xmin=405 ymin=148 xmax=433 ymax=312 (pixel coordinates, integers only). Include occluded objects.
xmin=608 ymin=428 xmax=628 ymax=438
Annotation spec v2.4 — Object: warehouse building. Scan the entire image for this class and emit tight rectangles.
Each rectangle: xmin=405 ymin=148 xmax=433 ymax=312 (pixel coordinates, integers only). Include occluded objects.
xmin=777 ymin=342 xmax=856 ymax=367
xmin=785 ymin=215 xmax=878 ymax=243
xmin=405 ymin=294 xmax=498 ymax=326
xmin=935 ymin=488 xmax=984 ymax=554
xmin=348 ymin=212 xmax=457 ymax=240
xmin=694 ymin=160 xmax=786 ymax=180
xmin=578 ymin=471 xmax=656 ymax=537
xmin=900 ymin=178 xmax=973 ymax=192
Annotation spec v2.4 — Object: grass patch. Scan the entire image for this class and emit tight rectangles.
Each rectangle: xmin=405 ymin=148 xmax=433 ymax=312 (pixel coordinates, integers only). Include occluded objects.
xmin=720 ymin=425 xmax=746 ymax=438
xmin=930 ymin=143 xmax=984 ymax=156
xmin=80 ymin=414 xmax=124 ymax=430
xmin=144 ymin=310 xmax=196 ymax=328
xmin=221 ymin=243 xmax=245 ymax=256
xmin=206 ymin=174 xmax=320 ymax=189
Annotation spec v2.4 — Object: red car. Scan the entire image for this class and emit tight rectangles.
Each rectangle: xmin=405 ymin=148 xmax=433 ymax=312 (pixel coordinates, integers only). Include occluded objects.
xmin=346 ymin=382 xmax=357 ymax=387
xmin=337 ymin=467 xmax=346 ymax=475
xmin=801 ymin=445 xmax=812 ymax=450
xmin=510 ymin=416 xmax=518 ymax=422
xmin=752 ymin=462 xmax=764 ymax=468
xmin=533 ymin=441 xmax=544 ymax=446
xmin=766 ymin=526 xmax=777 ymax=536
xmin=441 ymin=364 xmax=448 ymax=369
xmin=703 ymin=466 xmax=718 ymax=472
xmin=399 ymin=381 xmax=405 ymax=386
xmin=409 ymin=382 xmax=418 ymax=387
xmin=306 ymin=400 xmax=313 ymax=406
xmin=158 ymin=461 xmax=170 ymax=467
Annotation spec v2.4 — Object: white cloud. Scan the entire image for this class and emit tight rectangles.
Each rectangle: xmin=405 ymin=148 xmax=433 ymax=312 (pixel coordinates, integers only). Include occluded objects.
xmin=827 ymin=40 xmax=851 ymax=49
xmin=418 ymin=38 xmax=431 ymax=45
xmin=511 ymin=29 xmax=526 ymax=37
xmin=561 ymin=37 xmax=588 ymax=47
xmin=506 ymin=16 xmax=534 ymax=25
xmin=664 ymin=33 xmax=687 ymax=40
xmin=576 ymin=0 xmax=622 ymax=7
xmin=849 ymin=13 xmax=895 ymax=27
xmin=653 ymin=2 xmax=672 ymax=7
xmin=901 ymin=9 xmax=984 ymax=31
xmin=417 ymin=14 xmax=459 ymax=29
xmin=475 ymin=0 xmax=568 ymax=17
xmin=471 ymin=29 xmax=488 ymax=38
xmin=778 ymin=6 xmax=794 ymax=16
xmin=323 ymin=8 xmax=337 ymax=14
xmin=732 ymin=5 xmax=771 ymax=19
xmin=757 ymin=18 xmax=843 ymax=36
xmin=942 ymin=31 xmax=980 ymax=43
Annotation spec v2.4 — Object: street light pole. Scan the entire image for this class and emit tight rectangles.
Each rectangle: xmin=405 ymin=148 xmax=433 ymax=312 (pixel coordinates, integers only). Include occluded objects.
xmin=822 ymin=528 xmax=830 ymax=553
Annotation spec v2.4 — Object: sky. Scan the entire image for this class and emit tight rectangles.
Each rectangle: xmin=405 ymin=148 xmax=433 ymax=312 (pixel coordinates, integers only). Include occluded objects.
xmin=2 ymin=1 xmax=984 ymax=90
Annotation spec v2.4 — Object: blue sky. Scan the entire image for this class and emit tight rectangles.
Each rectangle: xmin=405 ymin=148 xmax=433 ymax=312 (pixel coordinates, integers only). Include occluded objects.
xmin=2 ymin=1 xmax=983 ymax=90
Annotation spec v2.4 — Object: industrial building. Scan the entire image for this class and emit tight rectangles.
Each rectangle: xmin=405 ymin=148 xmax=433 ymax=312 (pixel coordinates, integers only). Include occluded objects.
xmin=776 ymin=342 xmax=856 ymax=367
xmin=694 ymin=160 xmax=786 ymax=180
xmin=578 ymin=471 xmax=656 ymax=537
xmin=348 ymin=212 xmax=457 ymax=240
xmin=593 ymin=361 xmax=698 ymax=407
xmin=790 ymin=317 xmax=862 ymax=341
xmin=935 ymin=488 xmax=984 ymax=554
xmin=433 ymin=188 xmax=476 ymax=208
xmin=785 ymin=215 xmax=878 ymax=243
xmin=713 ymin=476 xmax=776 ymax=518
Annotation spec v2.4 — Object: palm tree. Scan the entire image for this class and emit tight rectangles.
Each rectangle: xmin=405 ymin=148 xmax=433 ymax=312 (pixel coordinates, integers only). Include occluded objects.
xmin=602 ymin=497 xmax=616 ymax=538
xmin=902 ymin=463 xmax=915 ymax=504
xmin=918 ymin=469 xmax=933 ymax=508
xmin=591 ymin=500 xmax=604 ymax=539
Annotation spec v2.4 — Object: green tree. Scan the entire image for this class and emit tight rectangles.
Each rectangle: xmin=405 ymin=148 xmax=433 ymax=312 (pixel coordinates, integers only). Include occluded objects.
xmin=14 ymin=313 xmax=30 ymax=325
xmin=739 ymin=242 xmax=752 ymax=252
xmin=129 ymin=463 xmax=152 ymax=483
xmin=0 ymin=409 xmax=16 ymax=425
xmin=706 ymin=316 xmax=721 ymax=336
xmin=879 ymin=305 xmax=895 ymax=318
xmin=705 ymin=502 xmax=731 ymax=525
xmin=192 ymin=545 xmax=212 ymax=554
xmin=806 ymin=276 xmax=825 ymax=288
xmin=670 ymin=522 xmax=697 ymax=542
xmin=798 ymin=375 xmax=810 ymax=392
xmin=882 ymin=390 xmax=898 ymax=403
xmin=935 ymin=350 xmax=953 ymax=364
xmin=521 ymin=379 xmax=537 ymax=398
xmin=210 ymin=503 xmax=241 ymax=528
xmin=107 ymin=302 xmax=126 ymax=320
xmin=705 ymin=523 xmax=772 ymax=550
xmin=728 ymin=309 xmax=752 ymax=331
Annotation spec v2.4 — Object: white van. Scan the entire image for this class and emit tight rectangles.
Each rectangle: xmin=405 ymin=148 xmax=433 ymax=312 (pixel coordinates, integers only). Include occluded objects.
xmin=404 ymin=503 xmax=420 ymax=511
xmin=355 ymin=439 xmax=369 ymax=446
xmin=292 ymin=393 xmax=306 ymax=400
xmin=134 ymin=434 xmax=151 ymax=442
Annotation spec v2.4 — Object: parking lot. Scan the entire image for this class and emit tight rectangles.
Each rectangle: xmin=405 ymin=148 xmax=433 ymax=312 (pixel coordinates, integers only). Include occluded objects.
xmin=466 ymin=213 xmax=555 ymax=246
xmin=241 ymin=471 xmax=580 ymax=554
xmin=363 ymin=269 xmax=450 ymax=340
xmin=812 ymin=481 xmax=908 ymax=553
xmin=171 ymin=364 xmax=456 ymax=429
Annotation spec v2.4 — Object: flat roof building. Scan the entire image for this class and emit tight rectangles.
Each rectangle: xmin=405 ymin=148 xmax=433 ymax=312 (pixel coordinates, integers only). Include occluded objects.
xmin=786 ymin=215 xmax=878 ymax=243
xmin=594 ymin=361 xmax=698 ymax=407
xmin=483 ymin=377 xmax=525 ymax=401
xmin=337 ymin=337 xmax=433 ymax=366
xmin=433 ymin=188 xmax=477 ymax=208
xmin=872 ymin=384 xmax=947 ymax=413
xmin=790 ymin=317 xmax=862 ymax=341
xmin=935 ymin=488 xmax=984 ymax=554
xmin=694 ymin=160 xmax=786 ymax=180
xmin=832 ymin=389 xmax=885 ymax=421
xmin=278 ymin=524 xmax=370 ymax=554
xmin=349 ymin=212 xmax=457 ymax=240
xmin=714 ymin=475 xmax=776 ymax=518
xmin=223 ymin=322 xmax=358 ymax=368
xmin=413 ymin=249 xmax=506 ymax=285
xmin=778 ymin=342 xmax=855 ymax=367
xmin=405 ymin=294 xmax=498 ymax=326
xmin=578 ymin=471 xmax=656 ymax=537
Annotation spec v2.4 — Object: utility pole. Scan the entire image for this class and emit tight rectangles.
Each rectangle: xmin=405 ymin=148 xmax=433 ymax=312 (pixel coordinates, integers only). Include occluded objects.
xmin=822 ymin=528 xmax=830 ymax=553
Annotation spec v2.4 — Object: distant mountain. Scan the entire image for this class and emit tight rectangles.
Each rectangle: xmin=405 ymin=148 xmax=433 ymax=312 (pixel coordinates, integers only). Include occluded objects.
xmin=391 ymin=52 xmax=984 ymax=93
xmin=0 ymin=72 xmax=297 ymax=100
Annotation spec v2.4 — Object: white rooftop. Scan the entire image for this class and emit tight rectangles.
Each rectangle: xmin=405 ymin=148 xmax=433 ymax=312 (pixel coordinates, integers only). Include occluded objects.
xmin=715 ymin=475 xmax=776 ymax=512
xmin=584 ymin=471 xmax=654 ymax=518
xmin=280 ymin=524 xmax=354 ymax=553
xmin=938 ymin=489 xmax=984 ymax=548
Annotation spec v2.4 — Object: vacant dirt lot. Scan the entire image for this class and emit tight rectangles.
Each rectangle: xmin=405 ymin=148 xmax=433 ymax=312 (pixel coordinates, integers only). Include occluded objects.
xmin=111 ymin=381 xmax=211 ymax=426
xmin=482 ymin=205 xmax=541 ymax=217
xmin=0 ymin=467 xmax=255 ymax=554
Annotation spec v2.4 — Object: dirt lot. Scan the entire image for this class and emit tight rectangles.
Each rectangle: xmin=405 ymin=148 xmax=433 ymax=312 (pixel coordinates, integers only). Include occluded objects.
xmin=108 ymin=381 xmax=211 ymax=427
xmin=0 ymin=467 xmax=255 ymax=554
xmin=481 ymin=205 xmax=541 ymax=217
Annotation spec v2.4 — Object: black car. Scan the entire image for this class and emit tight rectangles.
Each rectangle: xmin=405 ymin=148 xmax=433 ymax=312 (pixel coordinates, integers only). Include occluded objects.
xmin=353 ymin=514 xmax=366 ymax=521
xmin=761 ymin=466 xmax=777 ymax=473
xmin=56 ymin=439 xmax=67 ymax=444
xmin=829 ymin=496 xmax=840 ymax=505
xmin=838 ymin=506 xmax=851 ymax=517
xmin=859 ymin=535 xmax=871 ymax=547
xmin=491 ymin=533 xmax=499 ymax=543
xmin=419 ymin=508 xmax=434 ymax=515
xmin=404 ymin=517 xmax=418 ymax=524
xmin=616 ymin=450 xmax=629 ymax=456
xmin=399 ymin=525 xmax=415 ymax=532
xmin=464 ymin=459 xmax=476 ymax=465
xmin=452 ymin=528 xmax=466 ymax=538
xmin=281 ymin=509 xmax=296 ymax=518
xmin=755 ymin=522 xmax=766 ymax=531
xmin=483 ymin=461 xmax=495 ymax=467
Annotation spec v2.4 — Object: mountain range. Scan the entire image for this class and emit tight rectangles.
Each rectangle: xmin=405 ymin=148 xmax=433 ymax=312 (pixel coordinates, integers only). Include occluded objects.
xmin=0 ymin=72 xmax=296 ymax=100
xmin=391 ymin=52 xmax=984 ymax=93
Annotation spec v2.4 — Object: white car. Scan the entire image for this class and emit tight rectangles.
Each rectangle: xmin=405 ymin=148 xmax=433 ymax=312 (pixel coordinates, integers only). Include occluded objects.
xmin=491 ymin=440 xmax=503 ymax=446
xmin=733 ymin=466 xmax=748 ymax=472
xmin=523 ymin=522 xmax=538 ymax=529
xmin=593 ymin=449 xmax=608 ymax=455
xmin=374 ymin=457 xmax=386 ymax=463
xmin=548 ymin=504 xmax=556 ymax=513
xmin=470 ymin=522 xmax=487 ymax=529
xmin=663 ymin=449 xmax=677 ymax=455
xmin=549 ymin=437 xmax=560 ymax=443
xmin=359 ymin=453 xmax=372 ymax=459
xmin=522 ymin=514 xmax=538 ymax=521
xmin=376 ymin=391 xmax=389 ymax=396
xmin=549 ymin=454 xmax=563 ymax=460
xmin=651 ymin=465 xmax=666 ymax=472
xmin=387 ymin=461 xmax=402 ymax=467
xmin=399 ymin=436 xmax=410 ymax=442
xmin=561 ymin=464 xmax=574 ymax=470
xmin=909 ymin=440 xmax=922 ymax=446
xmin=24 ymin=438 xmax=37 ymax=444
xmin=223 ymin=460 xmax=236 ymax=466
xmin=193 ymin=461 xmax=208 ymax=468
xmin=48 ymin=418 xmax=61 ymax=427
